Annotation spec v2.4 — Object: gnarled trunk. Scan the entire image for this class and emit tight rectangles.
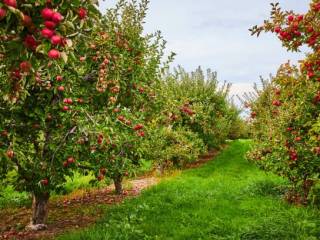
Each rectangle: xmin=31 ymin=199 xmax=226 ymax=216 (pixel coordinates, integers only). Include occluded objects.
xmin=27 ymin=192 xmax=50 ymax=231
xmin=113 ymin=175 xmax=123 ymax=195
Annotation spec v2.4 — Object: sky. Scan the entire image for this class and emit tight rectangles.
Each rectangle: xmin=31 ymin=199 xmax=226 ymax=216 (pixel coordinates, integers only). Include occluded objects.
xmin=98 ymin=0 xmax=310 ymax=98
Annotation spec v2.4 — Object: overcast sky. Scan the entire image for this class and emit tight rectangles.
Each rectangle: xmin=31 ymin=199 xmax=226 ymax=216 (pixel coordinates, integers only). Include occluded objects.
xmin=99 ymin=0 xmax=310 ymax=97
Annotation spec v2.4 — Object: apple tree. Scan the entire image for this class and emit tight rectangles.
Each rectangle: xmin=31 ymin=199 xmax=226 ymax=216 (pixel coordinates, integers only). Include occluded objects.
xmin=0 ymin=0 xmax=100 ymax=229
xmin=248 ymin=1 xmax=320 ymax=204
xmin=74 ymin=0 xmax=169 ymax=194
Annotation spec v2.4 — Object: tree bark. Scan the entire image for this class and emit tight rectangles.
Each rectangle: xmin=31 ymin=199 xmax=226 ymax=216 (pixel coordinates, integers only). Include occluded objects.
xmin=113 ymin=175 xmax=123 ymax=195
xmin=27 ymin=192 xmax=50 ymax=230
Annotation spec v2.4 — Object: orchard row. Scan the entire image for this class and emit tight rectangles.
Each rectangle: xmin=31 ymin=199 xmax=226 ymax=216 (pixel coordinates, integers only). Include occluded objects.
xmin=247 ymin=1 xmax=320 ymax=205
xmin=0 ymin=0 xmax=242 ymax=229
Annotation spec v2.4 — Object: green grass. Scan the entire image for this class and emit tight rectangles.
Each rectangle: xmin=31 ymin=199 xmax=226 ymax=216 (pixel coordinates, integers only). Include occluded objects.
xmin=58 ymin=140 xmax=320 ymax=240
xmin=0 ymin=160 xmax=153 ymax=209
xmin=0 ymin=172 xmax=104 ymax=209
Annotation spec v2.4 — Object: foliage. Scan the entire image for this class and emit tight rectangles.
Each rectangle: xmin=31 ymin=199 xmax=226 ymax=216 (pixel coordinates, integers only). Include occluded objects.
xmin=142 ymin=126 xmax=206 ymax=170
xmin=247 ymin=1 xmax=320 ymax=204
xmin=71 ymin=0 xmax=172 ymax=193
xmin=155 ymin=66 xmax=242 ymax=149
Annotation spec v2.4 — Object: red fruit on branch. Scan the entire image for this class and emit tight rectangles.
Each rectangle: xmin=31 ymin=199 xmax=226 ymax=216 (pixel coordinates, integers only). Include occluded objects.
xmin=6 ymin=149 xmax=14 ymax=159
xmin=286 ymin=127 xmax=293 ymax=132
xmin=97 ymin=175 xmax=104 ymax=181
xmin=314 ymin=147 xmax=320 ymax=155
xmin=51 ymin=35 xmax=62 ymax=45
xmin=133 ymin=124 xmax=143 ymax=131
xmin=287 ymin=15 xmax=294 ymax=22
xmin=4 ymin=0 xmax=17 ymax=8
xmin=137 ymin=130 xmax=145 ymax=137
xmin=307 ymin=71 xmax=315 ymax=78
xmin=297 ymin=15 xmax=304 ymax=21
xmin=22 ymin=15 xmax=32 ymax=26
xmin=313 ymin=92 xmax=320 ymax=104
xmin=56 ymin=75 xmax=63 ymax=82
xmin=40 ymin=179 xmax=49 ymax=186
xmin=57 ymin=86 xmax=65 ymax=92
xmin=313 ymin=2 xmax=320 ymax=11
xmin=19 ymin=61 xmax=32 ymax=73
xmin=67 ymin=157 xmax=75 ymax=164
xmin=41 ymin=8 xmax=54 ymax=20
xmin=63 ymin=161 xmax=68 ymax=168
xmin=24 ymin=35 xmax=38 ymax=50
xmin=97 ymin=134 xmax=103 ymax=145
xmin=139 ymin=87 xmax=145 ymax=93
xmin=11 ymin=68 xmax=21 ymax=80
xmin=0 ymin=8 xmax=6 ymax=20
xmin=52 ymin=12 xmax=63 ymax=23
xmin=41 ymin=28 xmax=54 ymax=39
xmin=289 ymin=150 xmax=298 ymax=161
xmin=294 ymin=136 xmax=302 ymax=142
xmin=251 ymin=111 xmax=257 ymax=118
xmin=100 ymin=168 xmax=107 ymax=175
xmin=78 ymin=8 xmax=87 ymax=20
xmin=0 ymin=130 xmax=8 ymax=137
xmin=274 ymin=89 xmax=281 ymax=95
xmin=272 ymin=100 xmax=282 ymax=107
xmin=274 ymin=26 xmax=281 ymax=33
xmin=44 ymin=21 xmax=57 ymax=29
xmin=63 ymin=98 xmax=73 ymax=104
xmin=48 ymin=49 xmax=60 ymax=59
xmin=77 ymin=98 xmax=84 ymax=104
xmin=62 ymin=106 xmax=69 ymax=111
xmin=117 ymin=115 xmax=125 ymax=122
xmin=294 ymin=31 xmax=301 ymax=37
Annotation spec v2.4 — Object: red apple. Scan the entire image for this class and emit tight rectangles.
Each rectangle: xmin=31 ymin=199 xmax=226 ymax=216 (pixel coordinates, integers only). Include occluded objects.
xmin=48 ymin=49 xmax=60 ymax=59
xmin=51 ymin=35 xmax=62 ymax=45
xmin=19 ymin=61 xmax=32 ymax=73
xmin=100 ymin=168 xmax=107 ymax=175
xmin=137 ymin=131 xmax=145 ymax=137
xmin=294 ymin=137 xmax=302 ymax=141
xmin=56 ymin=75 xmax=63 ymax=82
xmin=4 ymin=0 xmax=17 ymax=8
xmin=40 ymin=179 xmax=49 ymax=186
xmin=44 ymin=21 xmax=57 ymax=29
xmin=274 ymin=26 xmax=281 ymax=33
xmin=41 ymin=8 xmax=54 ymax=20
xmin=117 ymin=115 xmax=125 ymax=122
xmin=6 ymin=149 xmax=14 ymax=159
xmin=22 ymin=15 xmax=32 ymax=26
xmin=67 ymin=157 xmax=75 ymax=164
xmin=57 ymin=86 xmax=65 ymax=92
xmin=288 ymin=15 xmax=294 ymax=22
xmin=272 ymin=100 xmax=281 ymax=107
xmin=77 ymin=98 xmax=84 ymax=104
xmin=52 ymin=12 xmax=63 ymax=23
xmin=41 ymin=28 xmax=54 ymax=39
xmin=0 ymin=8 xmax=6 ymax=20
xmin=62 ymin=106 xmax=69 ymax=111
xmin=78 ymin=8 xmax=87 ymax=20
xmin=133 ymin=124 xmax=143 ymax=131
xmin=24 ymin=35 xmax=38 ymax=50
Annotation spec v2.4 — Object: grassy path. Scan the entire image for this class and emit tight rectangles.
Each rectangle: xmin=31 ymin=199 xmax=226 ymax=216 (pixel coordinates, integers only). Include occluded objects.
xmin=59 ymin=140 xmax=320 ymax=240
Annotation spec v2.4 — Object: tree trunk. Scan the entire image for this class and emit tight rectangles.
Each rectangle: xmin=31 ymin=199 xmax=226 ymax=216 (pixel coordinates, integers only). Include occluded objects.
xmin=27 ymin=192 xmax=50 ymax=231
xmin=114 ymin=175 xmax=123 ymax=195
